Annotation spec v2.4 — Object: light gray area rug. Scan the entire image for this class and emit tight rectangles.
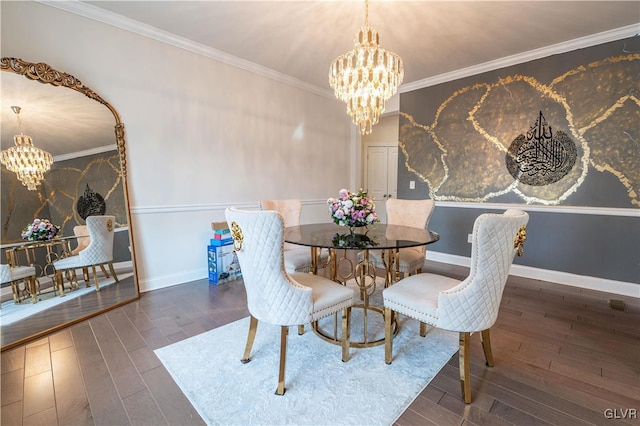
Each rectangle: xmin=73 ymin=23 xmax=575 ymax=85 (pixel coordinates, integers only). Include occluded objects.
xmin=155 ymin=312 xmax=458 ymax=425
xmin=0 ymin=272 xmax=134 ymax=325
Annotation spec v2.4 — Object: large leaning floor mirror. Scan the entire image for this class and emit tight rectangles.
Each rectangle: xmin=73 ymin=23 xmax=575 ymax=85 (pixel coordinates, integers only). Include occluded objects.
xmin=0 ymin=57 xmax=139 ymax=350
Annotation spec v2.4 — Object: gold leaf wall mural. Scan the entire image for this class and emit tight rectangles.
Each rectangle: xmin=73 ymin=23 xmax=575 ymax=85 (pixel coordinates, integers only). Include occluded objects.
xmin=400 ymin=49 xmax=639 ymax=207
xmin=1 ymin=151 xmax=126 ymax=243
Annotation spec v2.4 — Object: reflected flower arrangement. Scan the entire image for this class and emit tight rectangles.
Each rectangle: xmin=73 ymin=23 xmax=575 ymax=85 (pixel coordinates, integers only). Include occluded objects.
xmin=21 ymin=218 xmax=60 ymax=241
xmin=332 ymin=232 xmax=378 ymax=249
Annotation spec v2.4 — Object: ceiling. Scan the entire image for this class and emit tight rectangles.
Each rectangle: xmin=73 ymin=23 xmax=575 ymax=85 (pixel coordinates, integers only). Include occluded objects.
xmin=82 ymin=1 xmax=640 ymax=92
xmin=0 ymin=71 xmax=116 ymax=158
xmin=1 ymin=1 xmax=638 ymax=157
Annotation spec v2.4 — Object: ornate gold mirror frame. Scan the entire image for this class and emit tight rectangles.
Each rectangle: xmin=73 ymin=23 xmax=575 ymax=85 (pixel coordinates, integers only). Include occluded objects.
xmin=0 ymin=57 xmax=140 ymax=350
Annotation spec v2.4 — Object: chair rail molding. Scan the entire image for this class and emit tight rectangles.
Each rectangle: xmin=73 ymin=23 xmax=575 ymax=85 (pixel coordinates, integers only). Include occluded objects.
xmin=434 ymin=201 xmax=639 ymax=218
xmin=428 ymin=251 xmax=639 ymax=298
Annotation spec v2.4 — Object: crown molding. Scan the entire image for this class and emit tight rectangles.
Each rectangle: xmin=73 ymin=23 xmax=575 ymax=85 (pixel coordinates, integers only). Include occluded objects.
xmin=37 ymin=0 xmax=335 ymax=99
xmin=400 ymin=24 xmax=640 ymax=93
xmin=54 ymin=145 xmax=115 ymax=162
xmin=38 ymin=2 xmax=638 ymax=101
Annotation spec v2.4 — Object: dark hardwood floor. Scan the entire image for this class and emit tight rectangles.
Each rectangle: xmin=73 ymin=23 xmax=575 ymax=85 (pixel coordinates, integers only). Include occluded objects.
xmin=1 ymin=261 xmax=638 ymax=425
xmin=1 ymin=271 xmax=138 ymax=349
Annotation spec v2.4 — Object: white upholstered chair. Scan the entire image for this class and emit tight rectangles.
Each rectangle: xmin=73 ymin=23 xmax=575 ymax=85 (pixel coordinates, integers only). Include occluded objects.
xmin=71 ymin=225 xmax=110 ymax=279
xmin=53 ymin=215 xmax=119 ymax=294
xmin=383 ymin=209 xmax=529 ymax=403
xmin=260 ymin=199 xmax=328 ymax=274
xmin=225 ymin=207 xmax=356 ymax=395
xmin=360 ymin=198 xmax=436 ymax=284
xmin=1 ymin=264 xmax=37 ymax=304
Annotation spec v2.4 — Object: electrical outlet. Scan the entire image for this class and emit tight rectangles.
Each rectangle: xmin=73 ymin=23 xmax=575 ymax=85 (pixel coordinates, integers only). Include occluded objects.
xmin=409 ymin=180 xmax=415 ymax=189
xmin=467 ymin=234 xmax=473 ymax=243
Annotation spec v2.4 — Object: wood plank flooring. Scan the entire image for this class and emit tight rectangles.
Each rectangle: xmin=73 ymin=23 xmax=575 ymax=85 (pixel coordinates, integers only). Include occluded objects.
xmin=1 ymin=261 xmax=639 ymax=425
xmin=1 ymin=272 xmax=138 ymax=349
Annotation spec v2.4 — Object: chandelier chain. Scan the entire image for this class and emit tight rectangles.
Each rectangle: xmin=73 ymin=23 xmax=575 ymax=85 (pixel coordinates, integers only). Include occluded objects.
xmin=364 ymin=0 xmax=369 ymax=27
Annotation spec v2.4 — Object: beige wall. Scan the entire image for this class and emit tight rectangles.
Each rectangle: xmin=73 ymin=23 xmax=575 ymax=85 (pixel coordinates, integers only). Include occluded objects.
xmin=1 ymin=1 xmax=355 ymax=291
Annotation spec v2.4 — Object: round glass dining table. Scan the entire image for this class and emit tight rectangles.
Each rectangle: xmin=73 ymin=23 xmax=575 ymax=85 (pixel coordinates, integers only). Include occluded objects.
xmin=284 ymin=223 xmax=439 ymax=347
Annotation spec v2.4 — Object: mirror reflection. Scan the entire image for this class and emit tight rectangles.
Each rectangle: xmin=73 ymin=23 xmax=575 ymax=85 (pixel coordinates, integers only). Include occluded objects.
xmin=0 ymin=58 xmax=139 ymax=350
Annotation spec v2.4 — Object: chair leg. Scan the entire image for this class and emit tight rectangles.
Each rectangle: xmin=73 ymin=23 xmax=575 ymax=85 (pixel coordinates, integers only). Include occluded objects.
xmin=99 ymin=264 xmax=110 ymax=278
xmin=10 ymin=280 xmax=21 ymax=304
xmin=108 ymin=262 xmax=119 ymax=282
xmin=82 ymin=267 xmax=90 ymax=286
xmin=341 ymin=307 xmax=351 ymax=362
xmin=480 ymin=329 xmax=495 ymax=367
xmin=419 ymin=322 xmax=427 ymax=337
xmin=384 ymin=307 xmax=393 ymax=364
xmin=276 ymin=325 xmax=288 ymax=395
xmin=298 ymin=324 xmax=304 ymax=335
xmin=241 ymin=315 xmax=258 ymax=363
xmin=92 ymin=265 xmax=100 ymax=291
xmin=28 ymin=276 xmax=37 ymax=303
xmin=459 ymin=332 xmax=472 ymax=404
xmin=56 ymin=271 xmax=66 ymax=296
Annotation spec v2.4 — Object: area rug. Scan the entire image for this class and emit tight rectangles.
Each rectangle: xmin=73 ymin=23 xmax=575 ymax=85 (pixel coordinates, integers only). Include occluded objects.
xmin=0 ymin=271 xmax=134 ymax=325
xmin=155 ymin=311 xmax=458 ymax=425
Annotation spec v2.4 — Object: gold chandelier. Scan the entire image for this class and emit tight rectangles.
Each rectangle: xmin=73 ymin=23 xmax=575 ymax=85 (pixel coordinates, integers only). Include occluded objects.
xmin=329 ymin=0 xmax=404 ymax=135
xmin=0 ymin=106 xmax=53 ymax=191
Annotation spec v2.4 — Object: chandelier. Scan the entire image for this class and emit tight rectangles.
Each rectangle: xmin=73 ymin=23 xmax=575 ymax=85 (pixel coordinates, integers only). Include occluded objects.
xmin=0 ymin=106 xmax=53 ymax=191
xmin=329 ymin=0 xmax=404 ymax=135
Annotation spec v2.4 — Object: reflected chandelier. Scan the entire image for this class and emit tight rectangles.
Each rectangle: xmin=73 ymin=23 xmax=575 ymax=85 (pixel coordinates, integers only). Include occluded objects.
xmin=329 ymin=0 xmax=404 ymax=135
xmin=0 ymin=106 xmax=53 ymax=191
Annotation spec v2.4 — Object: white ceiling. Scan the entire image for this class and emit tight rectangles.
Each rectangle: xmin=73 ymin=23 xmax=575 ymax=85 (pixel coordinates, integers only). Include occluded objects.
xmin=82 ymin=1 xmax=640 ymax=92
xmin=2 ymin=1 xmax=638 ymax=157
xmin=0 ymin=71 xmax=116 ymax=158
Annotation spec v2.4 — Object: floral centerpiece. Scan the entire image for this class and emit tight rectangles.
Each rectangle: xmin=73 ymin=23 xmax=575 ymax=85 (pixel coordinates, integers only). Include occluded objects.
xmin=327 ymin=188 xmax=379 ymax=230
xmin=21 ymin=218 xmax=60 ymax=242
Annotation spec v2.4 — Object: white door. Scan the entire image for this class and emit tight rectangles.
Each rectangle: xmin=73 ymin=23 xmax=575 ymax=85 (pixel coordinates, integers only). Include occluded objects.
xmin=365 ymin=145 xmax=398 ymax=223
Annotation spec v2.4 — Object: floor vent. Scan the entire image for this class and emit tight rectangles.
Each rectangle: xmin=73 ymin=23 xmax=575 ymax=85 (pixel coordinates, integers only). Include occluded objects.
xmin=609 ymin=299 xmax=626 ymax=311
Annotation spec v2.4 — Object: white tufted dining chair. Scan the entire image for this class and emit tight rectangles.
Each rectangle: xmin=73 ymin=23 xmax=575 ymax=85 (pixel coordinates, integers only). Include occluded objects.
xmin=71 ymin=225 xmax=110 ymax=279
xmin=382 ymin=209 xmax=529 ymax=403
xmin=360 ymin=198 xmax=436 ymax=284
xmin=53 ymin=215 xmax=119 ymax=294
xmin=260 ymin=199 xmax=328 ymax=274
xmin=226 ymin=207 xmax=356 ymax=395
xmin=1 ymin=264 xmax=38 ymax=304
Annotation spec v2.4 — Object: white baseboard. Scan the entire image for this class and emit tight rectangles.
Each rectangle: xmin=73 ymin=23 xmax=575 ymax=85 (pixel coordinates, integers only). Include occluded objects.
xmin=2 ymin=261 xmax=134 ymax=299
xmin=138 ymin=268 xmax=208 ymax=293
xmin=427 ymin=251 xmax=640 ymax=299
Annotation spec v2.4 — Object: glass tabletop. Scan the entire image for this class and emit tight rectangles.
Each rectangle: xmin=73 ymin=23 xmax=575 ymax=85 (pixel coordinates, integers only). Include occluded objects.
xmin=284 ymin=223 xmax=439 ymax=250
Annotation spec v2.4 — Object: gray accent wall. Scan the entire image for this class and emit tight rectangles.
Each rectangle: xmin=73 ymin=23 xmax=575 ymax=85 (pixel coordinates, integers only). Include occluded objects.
xmin=398 ymin=36 xmax=640 ymax=286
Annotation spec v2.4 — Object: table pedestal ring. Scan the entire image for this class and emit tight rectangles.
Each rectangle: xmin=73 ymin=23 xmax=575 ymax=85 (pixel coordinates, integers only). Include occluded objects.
xmin=284 ymin=223 xmax=440 ymax=349
xmin=312 ymin=306 xmax=399 ymax=348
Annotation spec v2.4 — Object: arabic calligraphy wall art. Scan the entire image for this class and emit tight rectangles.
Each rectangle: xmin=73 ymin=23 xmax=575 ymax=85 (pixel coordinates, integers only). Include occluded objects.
xmin=398 ymin=36 xmax=639 ymax=207
xmin=506 ymin=111 xmax=577 ymax=186
xmin=76 ymin=183 xmax=107 ymax=220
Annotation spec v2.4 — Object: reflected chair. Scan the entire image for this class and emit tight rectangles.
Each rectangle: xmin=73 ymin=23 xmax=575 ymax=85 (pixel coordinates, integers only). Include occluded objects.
xmin=1 ymin=264 xmax=37 ymax=304
xmin=360 ymin=198 xmax=435 ymax=284
xmin=382 ymin=209 xmax=529 ymax=403
xmin=260 ymin=199 xmax=328 ymax=274
xmin=225 ymin=207 xmax=356 ymax=395
xmin=53 ymin=215 xmax=119 ymax=294
xmin=71 ymin=225 xmax=110 ymax=279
